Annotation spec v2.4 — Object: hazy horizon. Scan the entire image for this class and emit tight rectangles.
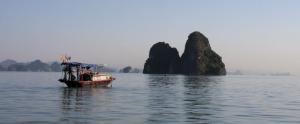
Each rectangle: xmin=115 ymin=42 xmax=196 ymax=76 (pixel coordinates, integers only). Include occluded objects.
xmin=1 ymin=0 xmax=300 ymax=75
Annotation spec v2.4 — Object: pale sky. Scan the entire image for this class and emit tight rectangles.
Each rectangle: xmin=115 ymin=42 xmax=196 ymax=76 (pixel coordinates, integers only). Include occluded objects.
xmin=0 ymin=0 xmax=300 ymax=74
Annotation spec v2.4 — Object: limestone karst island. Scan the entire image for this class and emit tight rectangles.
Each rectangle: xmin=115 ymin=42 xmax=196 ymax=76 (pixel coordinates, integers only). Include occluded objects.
xmin=143 ymin=31 xmax=226 ymax=75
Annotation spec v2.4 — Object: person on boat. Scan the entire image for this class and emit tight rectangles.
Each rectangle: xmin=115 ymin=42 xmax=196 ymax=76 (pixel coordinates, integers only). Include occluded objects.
xmin=79 ymin=66 xmax=92 ymax=81
xmin=87 ymin=67 xmax=93 ymax=74
xmin=71 ymin=73 xmax=76 ymax=81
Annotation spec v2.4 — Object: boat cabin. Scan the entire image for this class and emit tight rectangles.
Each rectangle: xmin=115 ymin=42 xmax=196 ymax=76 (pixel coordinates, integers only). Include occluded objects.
xmin=60 ymin=62 xmax=101 ymax=82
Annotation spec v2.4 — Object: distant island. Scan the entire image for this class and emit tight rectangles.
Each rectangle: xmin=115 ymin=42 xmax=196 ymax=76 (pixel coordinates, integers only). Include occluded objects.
xmin=143 ymin=31 xmax=226 ymax=75
xmin=0 ymin=59 xmax=61 ymax=72
xmin=0 ymin=59 xmax=140 ymax=73
xmin=226 ymin=70 xmax=292 ymax=76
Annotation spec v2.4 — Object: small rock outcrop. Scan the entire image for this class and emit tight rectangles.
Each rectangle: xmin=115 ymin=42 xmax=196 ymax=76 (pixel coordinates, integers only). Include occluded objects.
xmin=120 ymin=66 xmax=132 ymax=73
xmin=181 ymin=31 xmax=226 ymax=75
xmin=143 ymin=42 xmax=182 ymax=74
xmin=119 ymin=66 xmax=141 ymax=73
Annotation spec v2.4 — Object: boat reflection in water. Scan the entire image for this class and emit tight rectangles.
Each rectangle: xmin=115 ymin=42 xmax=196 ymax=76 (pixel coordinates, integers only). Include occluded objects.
xmin=60 ymin=87 xmax=111 ymax=123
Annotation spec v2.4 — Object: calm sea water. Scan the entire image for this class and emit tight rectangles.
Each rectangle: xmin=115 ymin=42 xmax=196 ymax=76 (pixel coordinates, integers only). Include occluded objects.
xmin=0 ymin=72 xmax=300 ymax=124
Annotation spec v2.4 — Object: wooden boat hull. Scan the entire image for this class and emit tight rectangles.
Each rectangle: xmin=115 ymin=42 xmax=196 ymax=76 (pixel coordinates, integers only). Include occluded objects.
xmin=61 ymin=79 xmax=113 ymax=88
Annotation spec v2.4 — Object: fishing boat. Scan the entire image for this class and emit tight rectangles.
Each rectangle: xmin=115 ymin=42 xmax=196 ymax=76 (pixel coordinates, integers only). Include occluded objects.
xmin=58 ymin=56 xmax=115 ymax=87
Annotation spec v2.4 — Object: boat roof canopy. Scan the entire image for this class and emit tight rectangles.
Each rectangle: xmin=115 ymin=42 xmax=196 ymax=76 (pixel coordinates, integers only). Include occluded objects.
xmin=61 ymin=62 xmax=98 ymax=68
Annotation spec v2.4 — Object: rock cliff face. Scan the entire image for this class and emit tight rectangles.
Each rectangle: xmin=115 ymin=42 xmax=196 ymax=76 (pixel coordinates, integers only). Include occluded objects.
xmin=143 ymin=42 xmax=182 ymax=74
xmin=181 ymin=31 xmax=226 ymax=75
xmin=143 ymin=31 xmax=226 ymax=75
